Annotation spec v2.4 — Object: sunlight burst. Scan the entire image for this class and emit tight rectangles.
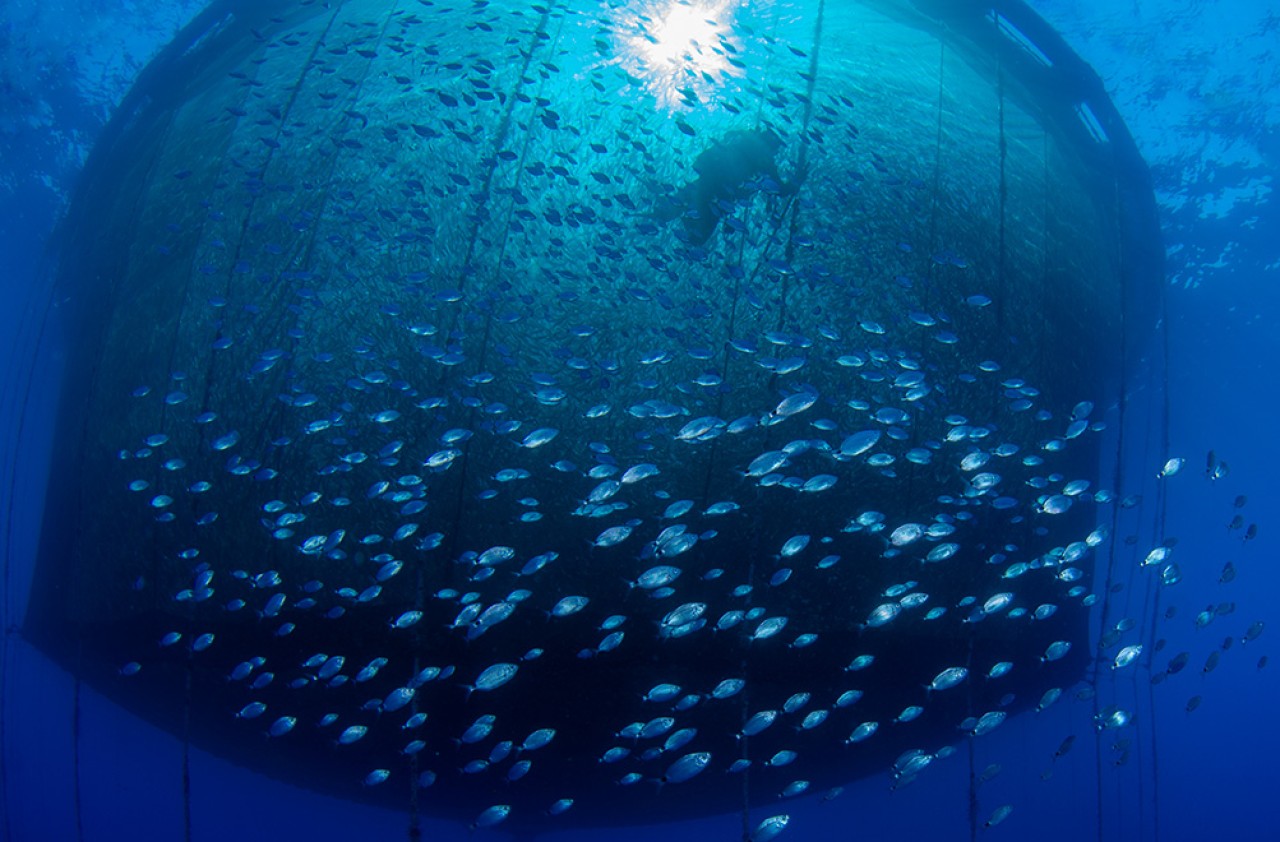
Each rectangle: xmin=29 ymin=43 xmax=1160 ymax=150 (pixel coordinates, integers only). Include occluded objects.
xmin=614 ymin=0 xmax=741 ymax=110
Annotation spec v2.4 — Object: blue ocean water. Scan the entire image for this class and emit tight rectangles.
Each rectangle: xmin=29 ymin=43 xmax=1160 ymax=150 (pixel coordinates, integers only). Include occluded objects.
xmin=1 ymin=1 xmax=1276 ymax=841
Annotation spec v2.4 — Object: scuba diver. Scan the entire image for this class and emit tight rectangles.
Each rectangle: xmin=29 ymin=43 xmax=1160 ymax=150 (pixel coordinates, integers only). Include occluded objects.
xmin=655 ymin=127 xmax=806 ymax=246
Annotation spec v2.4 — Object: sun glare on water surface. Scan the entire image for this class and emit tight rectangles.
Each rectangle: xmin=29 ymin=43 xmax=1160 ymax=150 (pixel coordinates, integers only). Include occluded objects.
xmin=612 ymin=0 xmax=742 ymax=109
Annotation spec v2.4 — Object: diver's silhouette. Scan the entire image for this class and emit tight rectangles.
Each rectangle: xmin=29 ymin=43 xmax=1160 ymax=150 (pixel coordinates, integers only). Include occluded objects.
xmin=656 ymin=128 xmax=803 ymax=245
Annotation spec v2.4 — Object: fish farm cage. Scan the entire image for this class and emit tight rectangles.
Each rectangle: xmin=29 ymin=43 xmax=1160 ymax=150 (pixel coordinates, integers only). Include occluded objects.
xmin=4 ymin=0 xmax=1163 ymax=837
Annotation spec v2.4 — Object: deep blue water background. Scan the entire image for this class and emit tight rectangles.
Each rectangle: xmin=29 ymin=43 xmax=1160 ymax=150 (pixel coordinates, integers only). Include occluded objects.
xmin=2 ymin=1 xmax=1277 ymax=840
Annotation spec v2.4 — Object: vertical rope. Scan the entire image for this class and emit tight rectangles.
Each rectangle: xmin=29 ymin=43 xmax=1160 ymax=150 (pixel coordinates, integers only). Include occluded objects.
xmin=777 ymin=0 xmax=825 ymax=330
xmin=0 ymin=8 xmax=343 ymax=842
xmin=736 ymin=12 xmax=797 ymax=825
xmin=0 ymin=52 xmax=136 ymax=842
xmin=965 ymin=631 xmax=978 ymax=842
xmin=72 ymin=666 xmax=85 ymax=842
xmin=448 ymin=2 xmax=559 ymax=303
xmin=0 ymin=603 xmax=10 ymax=842
xmin=0 ymin=596 xmax=9 ymax=842
xmin=1145 ymin=166 xmax=1173 ymax=842
xmin=705 ymin=71 xmax=774 ymax=496
xmin=180 ymin=487 xmax=198 ymax=842
xmin=750 ymin=3 xmax=784 ymax=126
xmin=406 ymin=646 xmax=422 ymax=841
xmin=0 ymin=305 xmax=20 ymax=842
xmin=0 ymin=323 xmax=23 ymax=842
xmin=1039 ymin=130 xmax=1050 ymax=387
xmin=995 ymin=59 xmax=1007 ymax=340
xmin=1129 ymin=172 xmax=1169 ymax=840
xmin=736 ymin=547 xmax=759 ymax=842
xmin=182 ymin=657 xmax=193 ymax=842
xmin=928 ymin=40 xmax=945 ymax=279
xmin=738 ymin=706 xmax=751 ymax=842
xmin=436 ymin=2 xmax=562 ymax=576
xmin=469 ymin=0 xmax=562 ymax=345
xmin=1088 ymin=121 xmax=1135 ymax=842
xmin=193 ymin=1 xmax=348 ymax=429
xmin=0 ymin=367 xmax=19 ymax=842
xmin=907 ymin=37 xmax=947 ymax=513
xmin=407 ymin=505 xmax=428 ymax=840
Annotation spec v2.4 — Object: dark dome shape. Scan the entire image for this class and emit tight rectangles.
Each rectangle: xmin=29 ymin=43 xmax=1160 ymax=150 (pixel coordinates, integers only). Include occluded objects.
xmin=24 ymin=0 xmax=1160 ymax=832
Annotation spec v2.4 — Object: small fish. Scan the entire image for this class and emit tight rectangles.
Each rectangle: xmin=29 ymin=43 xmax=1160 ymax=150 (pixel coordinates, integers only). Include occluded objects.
xmin=889 ymin=523 xmax=924 ymax=547
xmin=750 ymin=616 xmax=789 ymax=641
xmin=894 ymin=706 xmax=923 ymax=724
xmin=985 ymin=805 xmax=1013 ymax=828
xmin=236 ymin=701 xmax=267 ymax=720
xmin=472 ymin=805 xmax=511 ymax=829
xmin=926 ymin=666 xmax=968 ymax=692
xmin=799 ymin=710 xmax=828 ymax=730
xmin=750 ymin=814 xmax=790 ymax=842
xmin=643 ymin=683 xmax=682 ymax=703
xmin=972 ymin=711 xmax=1006 ymax=736
xmin=845 ymin=654 xmax=875 ymax=672
xmin=467 ymin=663 xmax=518 ymax=696
xmin=621 ymin=463 xmax=659 ymax=484
xmin=1041 ymin=641 xmax=1072 ymax=662
xmin=863 ymin=603 xmax=900 ymax=629
xmin=800 ymin=474 xmax=837 ymax=493
xmin=547 ymin=798 xmax=574 ymax=816
xmin=337 ymin=725 xmax=367 ymax=745
xmin=1096 ymin=707 xmax=1132 ymax=730
xmin=593 ymin=525 xmax=633 ymax=547
xmin=779 ymin=780 xmax=810 ymax=798
xmin=739 ymin=710 xmax=778 ymax=738
xmin=267 ymin=716 xmax=296 ymax=737
xmin=982 ymin=593 xmax=1014 ymax=615
xmin=711 ymin=678 xmax=745 ymax=699
xmin=519 ymin=427 xmax=558 ymax=448
xmin=550 ymin=596 xmax=590 ymax=617
xmin=363 ymin=769 xmax=390 ymax=787
xmin=595 ymin=631 xmax=625 ymax=654
xmin=634 ymin=566 xmax=681 ymax=590
xmin=662 ymin=751 xmax=711 ymax=783
xmin=779 ymin=534 xmax=810 ymax=557
xmin=746 ymin=450 xmax=790 ymax=477
xmin=1112 ymin=644 xmax=1143 ymax=670
xmin=1141 ymin=546 xmax=1172 ymax=567
xmin=844 ymin=721 xmax=878 ymax=744
xmin=782 ymin=692 xmax=811 ymax=714
xmin=834 ymin=690 xmax=863 ymax=708
xmin=840 ymin=430 xmax=882 ymax=459
xmin=390 ymin=610 xmax=423 ymax=629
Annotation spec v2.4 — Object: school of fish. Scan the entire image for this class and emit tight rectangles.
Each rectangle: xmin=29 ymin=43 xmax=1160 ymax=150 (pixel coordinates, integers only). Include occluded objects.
xmin=48 ymin=0 xmax=1262 ymax=834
